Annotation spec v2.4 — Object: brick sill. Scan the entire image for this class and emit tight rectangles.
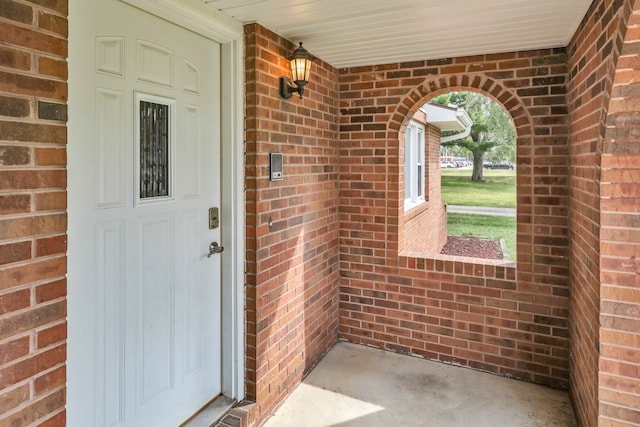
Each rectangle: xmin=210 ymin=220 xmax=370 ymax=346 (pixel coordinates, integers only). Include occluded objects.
xmin=399 ymin=251 xmax=517 ymax=274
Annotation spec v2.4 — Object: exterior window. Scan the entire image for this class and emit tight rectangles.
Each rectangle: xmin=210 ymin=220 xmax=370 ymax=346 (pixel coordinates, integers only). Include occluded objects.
xmin=404 ymin=120 xmax=425 ymax=209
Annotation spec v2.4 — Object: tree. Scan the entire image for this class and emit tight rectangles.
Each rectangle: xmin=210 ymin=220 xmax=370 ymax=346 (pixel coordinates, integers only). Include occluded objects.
xmin=431 ymin=92 xmax=515 ymax=181
xmin=444 ymin=112 xmax=498 ymax=181
xmin=483 ymin=97 xmax=516 ymax=164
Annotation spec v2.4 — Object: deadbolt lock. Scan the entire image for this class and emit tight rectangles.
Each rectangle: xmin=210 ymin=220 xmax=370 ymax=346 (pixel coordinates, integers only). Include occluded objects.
xmin=209 ymin=207 xmax=220 ymax=229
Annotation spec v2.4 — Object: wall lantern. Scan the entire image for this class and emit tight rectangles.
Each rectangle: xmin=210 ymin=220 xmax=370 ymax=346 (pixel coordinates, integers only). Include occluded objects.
xmin=279 ymin=42 xmax=316 ymax=99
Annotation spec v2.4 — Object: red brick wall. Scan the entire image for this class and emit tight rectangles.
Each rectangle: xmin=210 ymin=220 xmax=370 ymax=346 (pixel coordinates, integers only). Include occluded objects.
xmin=244 ymin=23 xmax=340 ymax=422
xmin=0 ymin=3 xmax=637 ymax=426
xmin=338 ymin=51 xmax=572 ymax=388
xmin=0 ymin=0 xmax=68 ymax=426
xmin=400 ymin=122 xmax=447 ymax=255
xmin=566 ymin=0 xmax=634 ymax=425
xmin=599 ymin=1 xmax=640 ymax=425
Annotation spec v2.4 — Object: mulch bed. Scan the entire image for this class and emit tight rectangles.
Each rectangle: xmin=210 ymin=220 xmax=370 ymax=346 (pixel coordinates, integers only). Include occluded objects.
xmin=440 ymin=235 xmax=504 ymax=260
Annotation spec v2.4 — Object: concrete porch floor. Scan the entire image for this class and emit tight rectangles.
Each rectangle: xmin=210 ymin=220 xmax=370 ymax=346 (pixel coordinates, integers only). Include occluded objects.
xmin=263 ymin=342 xmax=577 ymax=427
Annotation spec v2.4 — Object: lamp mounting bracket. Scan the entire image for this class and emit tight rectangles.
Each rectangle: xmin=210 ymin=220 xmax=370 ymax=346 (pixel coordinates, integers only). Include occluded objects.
xmin=279 ymin=76 xmax=306 ymax=99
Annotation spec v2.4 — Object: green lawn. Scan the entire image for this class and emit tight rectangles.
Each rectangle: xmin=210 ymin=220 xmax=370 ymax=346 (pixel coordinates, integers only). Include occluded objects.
xmin=441 ymin=168 xmax=517 ymax=260
xmin=447 ymin=213 xmax=517 ymax=261
xmin=441 ymin=169 xmax=516 ymax=208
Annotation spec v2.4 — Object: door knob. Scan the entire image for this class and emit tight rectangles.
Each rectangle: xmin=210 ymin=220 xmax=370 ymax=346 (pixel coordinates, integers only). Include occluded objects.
xmin=207 ymin=241 xmax=224 ymax=258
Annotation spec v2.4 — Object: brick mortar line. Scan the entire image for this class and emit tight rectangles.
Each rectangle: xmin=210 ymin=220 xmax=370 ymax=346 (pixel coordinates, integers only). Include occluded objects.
xmin=0 ymin=188 xmax=65 ymax=196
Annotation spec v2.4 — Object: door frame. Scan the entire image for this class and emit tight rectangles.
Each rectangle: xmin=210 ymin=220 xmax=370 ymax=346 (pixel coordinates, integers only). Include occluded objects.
xmin=68 ymin=0 xmax=246 ymax=403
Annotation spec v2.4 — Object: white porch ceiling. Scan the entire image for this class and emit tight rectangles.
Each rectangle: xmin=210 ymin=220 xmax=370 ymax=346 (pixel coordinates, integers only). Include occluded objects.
xmin=204 ymin=0 xmax=593 ymax=69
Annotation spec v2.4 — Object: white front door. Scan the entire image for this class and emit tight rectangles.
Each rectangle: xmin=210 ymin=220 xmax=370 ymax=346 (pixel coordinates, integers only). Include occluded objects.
xmin=68 ymin=0 xmax=222 ymax=425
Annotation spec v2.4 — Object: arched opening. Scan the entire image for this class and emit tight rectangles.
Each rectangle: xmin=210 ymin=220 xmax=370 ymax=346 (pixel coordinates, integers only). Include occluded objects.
xmin=393 ymin=79 xmax=530 ymax=269
xmin=401 ymin=91 xmax=517 ymax=261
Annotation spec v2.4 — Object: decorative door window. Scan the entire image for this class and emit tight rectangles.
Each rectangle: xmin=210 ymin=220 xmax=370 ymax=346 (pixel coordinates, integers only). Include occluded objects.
xmin=135 ymin=92 xmax=175 ymax=203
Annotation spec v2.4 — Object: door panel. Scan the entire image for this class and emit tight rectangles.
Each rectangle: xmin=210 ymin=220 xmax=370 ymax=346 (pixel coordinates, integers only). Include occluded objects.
xmin=95 ymin=87 xmax=126 ymax=208
xmin=95 ymin=221 xmax=125 ymax=426
xmin=69 ymin=0 xmax=222 ymax=425
xmin=138 ymin=214 xmax=174 ymax=405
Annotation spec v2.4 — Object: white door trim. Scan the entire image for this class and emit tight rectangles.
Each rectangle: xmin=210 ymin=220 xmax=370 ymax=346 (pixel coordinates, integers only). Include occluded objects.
xmin=219 ymin=39 xmax=246 ymax=400
xmin=107 ymin=0 xmax=245 ymax=401
xmin=120 ymin=0 xmax=243 ymax=43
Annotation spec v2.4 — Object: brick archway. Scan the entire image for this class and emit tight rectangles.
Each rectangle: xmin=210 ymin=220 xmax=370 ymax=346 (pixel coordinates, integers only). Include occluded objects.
xmin=390 ymin=76 xmax=532 ymax=138
xmin=387 ymin=76 xmax=534 ymax=268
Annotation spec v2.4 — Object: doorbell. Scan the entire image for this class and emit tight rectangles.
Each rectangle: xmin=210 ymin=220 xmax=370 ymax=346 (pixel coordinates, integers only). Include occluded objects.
xmin=270 ymin=153 xmax=283 ymax=181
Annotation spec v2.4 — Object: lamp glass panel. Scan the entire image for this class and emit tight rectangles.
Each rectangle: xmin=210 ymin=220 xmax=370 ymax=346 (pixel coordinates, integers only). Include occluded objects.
xmin=290 ymin=57 xmax=311 ymax=83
